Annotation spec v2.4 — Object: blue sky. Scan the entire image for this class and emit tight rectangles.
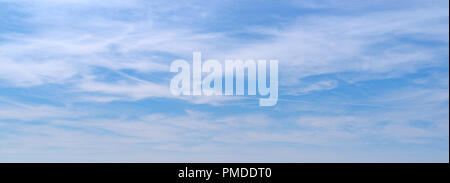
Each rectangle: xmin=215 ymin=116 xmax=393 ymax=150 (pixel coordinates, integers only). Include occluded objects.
xmin=0 ymin=0 xmax=448 ymax=162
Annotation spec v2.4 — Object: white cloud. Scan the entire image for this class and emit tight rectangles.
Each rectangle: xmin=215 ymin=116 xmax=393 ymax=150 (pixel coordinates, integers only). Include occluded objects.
xmin=0 ymin=58 xmax=78 ymax=86
xmin=77 ymin=80 xmax=171 ymax=100
xmin=0 ymin=98 xmax=86 ymax=120
xmin=1 ymin=0 xmax=447 ymax=107
xmin=287 ymin=80 xmax=338 ymax=95
xmin=210 ymin=7 xmax=448 ymax=85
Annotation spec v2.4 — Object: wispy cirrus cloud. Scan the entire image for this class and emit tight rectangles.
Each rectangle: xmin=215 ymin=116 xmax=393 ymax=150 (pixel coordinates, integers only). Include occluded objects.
xmin=0 ymin=0 xmax=448 ymax=162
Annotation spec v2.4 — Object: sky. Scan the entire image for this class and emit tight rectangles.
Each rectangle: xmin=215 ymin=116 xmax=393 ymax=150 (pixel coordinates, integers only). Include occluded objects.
xmin=0 ymin=0 xmax=448 ymax=162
